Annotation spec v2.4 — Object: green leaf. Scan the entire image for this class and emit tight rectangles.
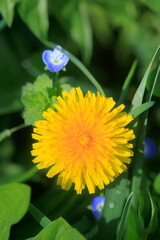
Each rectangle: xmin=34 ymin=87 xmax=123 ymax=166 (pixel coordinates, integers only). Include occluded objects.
xmin=0 ymin=0 xmax=20 ymax=26
xmin=128 ymin=101 xmax=155 ymax=119
xmin=141 ymin=0 xmax=160 ymax=13
xmin=0 ymin=183 xmax=31 ymax=240
xmin=146 ymin=193 xmax=158 ymax=234
xmin=97 ymin=172 xmax=128 ymax=240
xmin=124 ymin=207 xmax=145 ymax=240
xmin=116 ymin=192 xmax=133 ymax=240
xmin=21 ymin=74 xmax=72 ymax=125
xmin=34 ymin=217 xmax=86 ymax=240
xmin=21 ymin=74 xmax=54 ymax=125
xmin=153 ymin=172 xmax=160 ymax=195
xmin=22 ymin=91 xmax=49 ymax=125
xmin=18 ymin=0 xmax=49 ymax=40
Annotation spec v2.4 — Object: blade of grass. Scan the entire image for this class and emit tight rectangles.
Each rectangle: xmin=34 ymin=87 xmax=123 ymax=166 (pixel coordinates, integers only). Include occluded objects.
xmin=128 ymin=101 xmax=155 ymax=119
xmin=146 ymin=193 xmax=158 ymax=234
xmin=131 ymin=46 xmax=160 ymax=110
xmin=116 ymin=192 xmax=133 ymax=240
xmin=29 ymin=203 xmax=52 ymax=228
xmin=131 ymin=47 xmax=160 ymax=208
xmin=43 ymin=40 xmax=105 ymax=96
xmin=146 ymin=58 xmax=160 ymax=102
xmin=117 ymin=60 xmax=137 ymax=105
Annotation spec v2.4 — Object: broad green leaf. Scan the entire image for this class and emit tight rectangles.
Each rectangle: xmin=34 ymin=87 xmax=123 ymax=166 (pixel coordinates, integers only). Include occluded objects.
xmin=153 ymin=172 xmax=160 ymax=195
xmin=18 ymin=0 xmax=49 ymax=40
xmin=21 ymin=74 xmax=73 ymax=125
xmin=128 ymin=101 xmax=155 ymax=119
xmin=118 ymin=60 xmax=137 ymax=105
xmin=97 ymin=172 xmax=128 ymax=240
xmin=22 ymin=91 xmax=49 ymax=125
xmin=21 ymin=74 xmax=72 ymax=125
xmin=116 ymin=192 xmax=133 ymax=240
xmin=146 ymin=193 xmax=158 ymax=234
xmin=29 ymin=203 xmax=51 ymax=228
xmin=0 ymin=0 xmax=20 ymax=26
xmin=0 ymin=183 xmax=31 ymax=240
xmin=21 ymin=74 xmax=54 ymax=125
xmin=141 ymin=0 xmax=160 ymax=13
xmin=34 ymin=217 xmax=86 ymax=240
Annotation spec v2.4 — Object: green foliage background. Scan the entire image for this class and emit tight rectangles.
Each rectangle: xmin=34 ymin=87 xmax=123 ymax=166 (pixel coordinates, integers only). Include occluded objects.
xmin=0 ymin=0 xmax=160 ymax=239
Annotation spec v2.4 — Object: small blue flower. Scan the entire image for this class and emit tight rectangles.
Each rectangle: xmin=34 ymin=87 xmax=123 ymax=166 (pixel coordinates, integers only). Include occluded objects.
xmin=42 ymin=45 xmax=69 ymax=72
xmin=144 ymin=137 xmax=158 ymax=159
xmin=91 ymin=196 xmax=105 ymax=220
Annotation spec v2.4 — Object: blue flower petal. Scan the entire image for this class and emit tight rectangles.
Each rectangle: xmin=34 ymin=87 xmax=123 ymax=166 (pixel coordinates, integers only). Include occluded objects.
xmin=91 ymin=196 xmax=105 ymax=220
xmin=47 ymin=62 xmax=66 ymax=73
xmin=42 ymin=50 xmax=53 ymax=66
xmin=52 ymin=45 xmax=63 ymax=58
xmin=42 ymin=46 xmax=69 ymax=73
xmin=144 ymin=138 xmax=158 ymax=159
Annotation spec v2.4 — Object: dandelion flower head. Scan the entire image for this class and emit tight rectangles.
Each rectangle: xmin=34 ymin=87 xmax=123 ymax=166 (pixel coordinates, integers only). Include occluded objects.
xmin=32 ymin=87 xmax=135 ymax=194
xmin=42 ymin=45 xmax=69 ymax=72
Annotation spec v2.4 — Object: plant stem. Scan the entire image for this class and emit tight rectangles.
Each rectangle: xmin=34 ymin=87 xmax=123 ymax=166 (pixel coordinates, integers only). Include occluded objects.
xmin=13 ymin=166 xmax=39 ymax=183
xmin=0 ymin=123 xmax=28 ymax=142
xmin=54 ymin=71 xmax=59 ymax=86
xmin=29 ymin=203 xmax=52 ymax=228
xmin=43 ymin=41 xmax=105 ymax=96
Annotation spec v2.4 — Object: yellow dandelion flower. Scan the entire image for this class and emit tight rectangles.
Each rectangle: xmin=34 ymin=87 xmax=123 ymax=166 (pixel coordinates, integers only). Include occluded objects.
xmin=31 ymin=87 xmax=135 ymax=194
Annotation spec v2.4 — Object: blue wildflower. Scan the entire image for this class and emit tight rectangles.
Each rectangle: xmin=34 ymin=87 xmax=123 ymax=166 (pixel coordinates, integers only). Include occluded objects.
xmin=42 ymin=45 xmax=69 ymax=72
xmin=91 ymin=196 xmax=105 ymax=220
xmin=144 ymin=137 xmax=158 ymax=159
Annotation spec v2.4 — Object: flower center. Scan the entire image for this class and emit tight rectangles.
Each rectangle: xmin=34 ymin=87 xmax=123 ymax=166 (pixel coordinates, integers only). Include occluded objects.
xmin=53 ymin=59 xmax=59 ymax=64
xmin=97 ymin=202 xmax=104 ymax=212
xmin=52 ymin=51 xmax=62 ymax=64
xmin=79 ymin=133 xmax=92 ymax=146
